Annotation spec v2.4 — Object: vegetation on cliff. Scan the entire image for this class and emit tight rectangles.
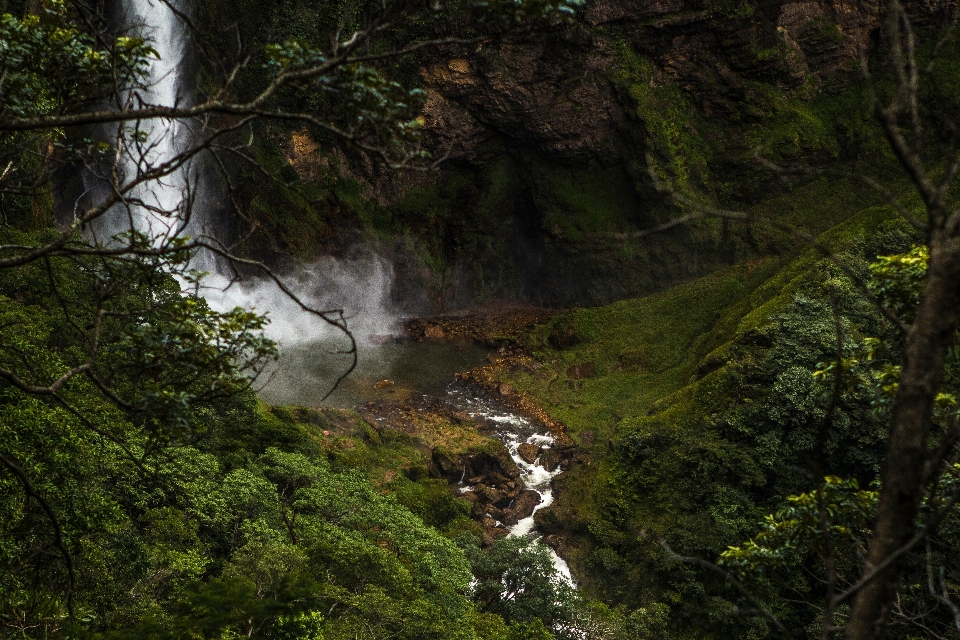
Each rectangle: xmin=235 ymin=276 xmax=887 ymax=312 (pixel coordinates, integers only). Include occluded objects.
xmin=4 ymin=0 xmax=960 ymax=638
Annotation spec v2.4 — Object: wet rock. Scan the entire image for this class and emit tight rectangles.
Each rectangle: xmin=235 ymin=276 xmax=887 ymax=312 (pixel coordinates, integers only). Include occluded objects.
xmin=567 ymin=361 xmax=595 ymax=380
xmin=460 ymin=490 xmax=479 ymax=504
xmin=432 ymin=447 xmax=461 ymax=479
xmin=373 ymin=379 xmax=395 ymax=389
xmin=540 ymin=448 xmax=561 ymax=472
xmin=502 ymin=489 xmax=542 ymax=526
xmin=495 ymin=492 xmax=515 ymax=509
xmin=464 ymin=443 xmax=521 ymax=480
xmin=498 ymin=383 xmax=515 ymax=396
xmin=487 ymin=472 xmax=512 ymax=486
xmin=486 ymin=505 xmax=505 ymax=521
xmin=424 ymin=325 xmax=445 ymax=339
xmin=481 ymin=486 xmax=502 ymax=504
xmin=517 ymin=443 xmax=540 ymax=465
xmin=482 ymin=525 xmax=509 ymax=548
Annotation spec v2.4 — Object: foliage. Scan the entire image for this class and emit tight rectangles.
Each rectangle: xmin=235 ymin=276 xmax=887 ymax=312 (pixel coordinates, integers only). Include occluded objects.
xmin=0 ymin=230 xmax=495 ymax=638
xmin=0 ymin=3 xmax=155 ymax=120
xmin=464 ymin=536 xmax=578 ymax=636
xmin=494 ymin=211 xmax=938 ymax=636
xmin=720 ymin=476 xmax=878 ymax=576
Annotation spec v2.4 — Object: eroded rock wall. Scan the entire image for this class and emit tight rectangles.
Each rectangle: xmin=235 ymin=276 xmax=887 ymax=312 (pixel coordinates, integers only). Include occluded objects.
xmin=255 ymin=0 xmax=947 ymax=312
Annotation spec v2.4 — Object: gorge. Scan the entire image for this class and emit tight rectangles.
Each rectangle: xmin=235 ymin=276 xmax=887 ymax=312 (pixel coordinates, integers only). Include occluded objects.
xmin=2 ymin=0 xmax=960 ymax=638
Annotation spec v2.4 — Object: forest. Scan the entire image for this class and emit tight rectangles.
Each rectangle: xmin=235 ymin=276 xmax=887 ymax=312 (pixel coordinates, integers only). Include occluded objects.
xmin=1 ymin=0 xmax=960 ymax=638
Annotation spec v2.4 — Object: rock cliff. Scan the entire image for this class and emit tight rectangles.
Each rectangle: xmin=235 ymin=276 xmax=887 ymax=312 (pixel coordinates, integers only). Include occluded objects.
xmin=252 ymin=0 xmax=947 ymax=312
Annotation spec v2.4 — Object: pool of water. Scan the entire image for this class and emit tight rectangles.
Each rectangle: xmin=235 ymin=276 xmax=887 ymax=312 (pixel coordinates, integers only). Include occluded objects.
xmin=258 ymin=335 xmax=574 ymax=585
xmin=257 ymin=339 xmax=491 ymax=408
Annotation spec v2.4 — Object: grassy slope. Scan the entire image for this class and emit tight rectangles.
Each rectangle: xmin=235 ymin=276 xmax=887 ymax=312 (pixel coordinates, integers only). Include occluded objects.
xmin=491 ymin=178 xmax=919 ymax=617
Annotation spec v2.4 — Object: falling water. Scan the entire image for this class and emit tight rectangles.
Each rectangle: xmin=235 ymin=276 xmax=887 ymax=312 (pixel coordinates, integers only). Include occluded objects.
xmin=87 ymin=0 xmax=405 ymax=358
xmin=86 ymin=0 xmax=198 ymax=244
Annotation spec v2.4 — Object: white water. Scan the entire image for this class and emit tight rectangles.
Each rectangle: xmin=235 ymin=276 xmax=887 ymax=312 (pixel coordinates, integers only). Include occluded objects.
xmin=447 ymin=387 xmax=574 ymax=584
xmin=92 ymin=0 xmax=405 ymax=372
xmin=87 ymin=0 xmax=199 ymax=244
xmin=200 ymin=253 xmax=398 ymax=348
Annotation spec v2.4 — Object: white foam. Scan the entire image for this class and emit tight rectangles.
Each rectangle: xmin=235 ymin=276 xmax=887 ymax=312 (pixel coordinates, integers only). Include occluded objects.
xmin=198 ymin=253 xmax=398 ymax=348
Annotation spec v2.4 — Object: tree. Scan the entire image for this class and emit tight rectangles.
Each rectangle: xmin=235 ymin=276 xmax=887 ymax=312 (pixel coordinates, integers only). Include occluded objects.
xmin=640 ymin=1 xmax=960 ymax=637
xmin=0 ymin=0 xmax=583 ymax=634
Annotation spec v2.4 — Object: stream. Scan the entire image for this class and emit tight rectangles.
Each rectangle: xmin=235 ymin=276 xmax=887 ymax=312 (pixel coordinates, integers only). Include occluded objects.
xmin=447 ymin=385 xmax=574 ymax=583
xmin=259 ymin=338 xmax=574 ymax=584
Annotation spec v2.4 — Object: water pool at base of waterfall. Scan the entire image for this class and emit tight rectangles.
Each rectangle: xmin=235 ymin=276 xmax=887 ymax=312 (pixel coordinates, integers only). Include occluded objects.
xmin=257 ymin=338 xmax=575 ymax=585
xmin=257 ymin=339 xmax=491 ymax=408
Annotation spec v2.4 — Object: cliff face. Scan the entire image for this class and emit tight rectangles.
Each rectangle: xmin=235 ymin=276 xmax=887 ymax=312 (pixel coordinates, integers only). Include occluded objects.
xmin=255 ymin=0 xmax=942 ymax=312
xmin=421 ymin=0 xmax=876 ymax=165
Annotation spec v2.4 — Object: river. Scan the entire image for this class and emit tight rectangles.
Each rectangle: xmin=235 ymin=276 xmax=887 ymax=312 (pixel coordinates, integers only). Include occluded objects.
xmin=259 ymin=336 xmax=575 ymax=584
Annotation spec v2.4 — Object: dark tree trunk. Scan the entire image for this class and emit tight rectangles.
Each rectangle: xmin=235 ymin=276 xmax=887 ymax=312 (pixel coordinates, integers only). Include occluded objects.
xmin=846 ymin=231 xmax=960 ymax=639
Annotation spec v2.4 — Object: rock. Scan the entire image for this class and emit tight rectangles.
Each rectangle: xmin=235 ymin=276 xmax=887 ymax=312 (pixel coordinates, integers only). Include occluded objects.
xmin=517 ymin=443 xmax=540 ymax=465
xmin=482 ymin=525 xmax=509 ymax=548
xmin=502 ymin=489 xmax=542 ymax=526
xmin=540 ymin=448 xmax=561 ymax=472
xmin=498 ymin=383 xmax=515 ymax=396
xmin=567 ymin=361 xmax=595 ymax=380
xmin=464 ymin=443 xmax=521 ymax=481
xmin=432 ymin=447 xmax=461 ymax=479
xmin=481 ymin=486 xmax=502 ymax=504
xmin=373 ymin=379 xmax=394 ymax=390
xmin=486 ymin=505 xmax=505 ymax=521
xmin=424 ymin=325 xmax=445 ymax=339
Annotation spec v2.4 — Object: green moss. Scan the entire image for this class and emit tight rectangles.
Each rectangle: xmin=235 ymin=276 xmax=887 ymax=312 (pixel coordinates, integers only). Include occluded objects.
xmin=610 ymin=39 xmax=711 ymax=194
xmin=533 ymin=164 xmax=639 ymax=239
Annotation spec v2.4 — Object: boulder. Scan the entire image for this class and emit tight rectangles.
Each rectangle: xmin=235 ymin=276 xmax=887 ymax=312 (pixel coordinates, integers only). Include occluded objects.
xmin=482 ymin=525 xmax=509 ymax=548
xmin=517 ymin=443 xmax=540 ymax=465
xmin=502 ymin=489 xmax=542 ymax=526
xmin=480 ymin=486 xmax=502 ymax=504
xmin=540 ymin=448 xmax=561 ymax=472
xmin=486 ymin=505 xmax=505 ymax=521
xmin=464 ymin=442 xmax=521 ymax=480
xmin=431 ymin=447 xmax=461 ymax=479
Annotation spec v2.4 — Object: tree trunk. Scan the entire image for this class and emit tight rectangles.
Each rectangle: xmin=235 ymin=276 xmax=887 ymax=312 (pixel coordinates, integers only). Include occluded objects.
xmin=846 ymin=232 xmax=960 ymax=639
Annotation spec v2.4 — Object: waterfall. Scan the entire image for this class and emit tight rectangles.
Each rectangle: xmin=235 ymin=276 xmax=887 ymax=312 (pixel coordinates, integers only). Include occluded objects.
xmin=86 ymin=0 xmax=199 ymax=245
xmin=85 ymin=0 xmax=404 ymax=356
